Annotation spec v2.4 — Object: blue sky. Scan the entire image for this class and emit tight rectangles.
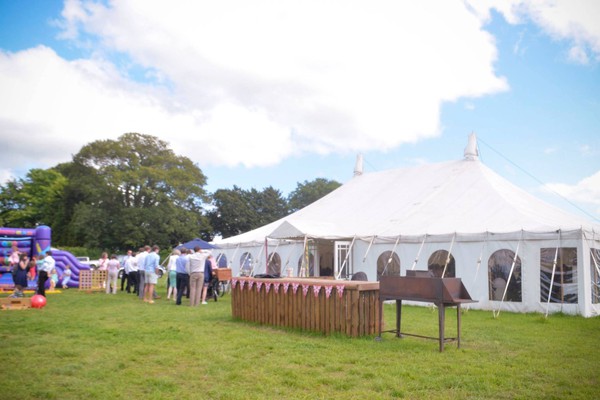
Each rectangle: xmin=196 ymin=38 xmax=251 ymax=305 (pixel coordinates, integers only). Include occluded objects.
xmin=0 ymin=1 xmax=599 ymax=222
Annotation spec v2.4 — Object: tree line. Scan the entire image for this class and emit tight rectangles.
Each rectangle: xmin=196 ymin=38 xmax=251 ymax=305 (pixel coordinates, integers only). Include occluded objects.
xmin=0 ymin=133 xmax=341 ymax=251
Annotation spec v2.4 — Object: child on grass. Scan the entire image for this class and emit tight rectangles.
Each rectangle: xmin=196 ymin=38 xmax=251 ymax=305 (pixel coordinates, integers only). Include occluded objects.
xmin=49 ymin=268 xmax=58 ymax=291
xmin=61 ymin=265 xmax=72 ymax=289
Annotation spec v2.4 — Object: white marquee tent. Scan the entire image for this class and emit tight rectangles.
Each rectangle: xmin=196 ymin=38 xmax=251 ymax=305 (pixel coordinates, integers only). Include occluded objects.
xmin=214 ymin=135 xmax=600 ymax=316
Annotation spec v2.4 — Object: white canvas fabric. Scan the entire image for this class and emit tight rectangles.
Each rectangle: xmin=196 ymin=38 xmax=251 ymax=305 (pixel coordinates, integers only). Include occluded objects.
xmin=220 ymin=157 xmax=597 ymax=243
xmin=215 ymin=136 xmax=600 ymax=316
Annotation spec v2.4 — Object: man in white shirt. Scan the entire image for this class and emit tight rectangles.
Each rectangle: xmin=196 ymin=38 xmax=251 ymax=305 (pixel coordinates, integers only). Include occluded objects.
xmin=120 ymin=249 xmax=132 ymax=292
xmin=186 ymin=246 xmax=207 ymax=306
xmin=38 ymin=251 xmax=55 ymax=297
xmin=125 ymin=250 xmax=138 ymax=293
xmin=136 ymin=246 xmax=149 ymax=299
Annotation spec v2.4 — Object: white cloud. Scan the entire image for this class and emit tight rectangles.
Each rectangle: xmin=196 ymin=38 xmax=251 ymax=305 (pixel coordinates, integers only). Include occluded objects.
xmin=568 ymin=44 xmax=590 ymax=64
xmin=579 ymin=144 xmax=593 ymax=156
xmin=468 ymin=0 xmax=600 ymax=64
xmin=1 ymin=1 xmax=510 ymax=180
xmin=544 ymin=171 xmax=600 ymax=216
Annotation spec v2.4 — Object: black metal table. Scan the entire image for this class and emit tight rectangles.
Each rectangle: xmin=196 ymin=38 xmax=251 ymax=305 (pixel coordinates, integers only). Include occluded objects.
xmin=377 ymin=273 xmax=476 ymax=352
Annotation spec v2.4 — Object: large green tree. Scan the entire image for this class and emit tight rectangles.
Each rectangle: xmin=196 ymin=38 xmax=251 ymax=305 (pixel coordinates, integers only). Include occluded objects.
xmin=252 ymin=186 xmax=289 ymax=226
xmin=208 ymin=185 xmax=288 ymax=238
xmin=0 ymin=168 xmax=67 ymax=228
xmin=56 ymin=133 xmax=211 ymax=249
xmin=287 ymin=178 xmax=341 ymax=212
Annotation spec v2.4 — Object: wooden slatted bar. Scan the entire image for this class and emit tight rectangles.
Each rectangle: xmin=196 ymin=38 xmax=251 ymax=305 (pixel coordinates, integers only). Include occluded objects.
xmin=231 ymin=277 xmax=380 ymax=337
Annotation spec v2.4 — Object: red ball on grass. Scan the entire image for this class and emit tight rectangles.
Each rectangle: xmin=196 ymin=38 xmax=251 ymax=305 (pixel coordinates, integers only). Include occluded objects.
xmin=30 ymin=294 xmax=47 ymax=309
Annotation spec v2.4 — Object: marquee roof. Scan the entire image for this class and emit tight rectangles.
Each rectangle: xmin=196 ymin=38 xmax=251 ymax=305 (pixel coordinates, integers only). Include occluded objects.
xmin=218 ymin=138 xmax=599 ymax=244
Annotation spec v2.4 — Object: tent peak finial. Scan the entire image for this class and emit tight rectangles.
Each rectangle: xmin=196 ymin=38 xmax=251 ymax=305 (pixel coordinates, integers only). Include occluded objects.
xmin=354 ymin=153 xmax=363 ymax=176
xmin=464 ymin=132 xmax=479 ymax=161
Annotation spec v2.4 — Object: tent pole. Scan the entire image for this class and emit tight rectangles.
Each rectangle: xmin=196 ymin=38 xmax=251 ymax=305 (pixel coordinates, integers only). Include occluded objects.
xmin=266 ymin=239 xmax=281 ymax=274
xmin=241 ymin=250 xmax=252 ymax=276
xmin=383 ymin=235 xmax=401 ymax=276
xmin=283 ymin=242 xmax=295 ymax=277
xmin=441 ymin=233 xmax=456 ymax=278
xmin=300 ymin=235 xmax=308 ymax=277
xmin=362 ymin=236 xmax=376 ymax=263
xmin=336 ymin=236 xmax=356 ymax=280
xmin=264 ymin=237 xmax=268 ymax=273
xmin=587 ymin=230 xmax=600 ymax=304
xmin=251 ymin=242 xmax=266 ymax=277
xmin=545 ymin=230 xmax=562 ymax=318
xmin=494 ymin=230 xmax=523 ymax=318
xmin=411 ymin=235 xmax=428 ymax=270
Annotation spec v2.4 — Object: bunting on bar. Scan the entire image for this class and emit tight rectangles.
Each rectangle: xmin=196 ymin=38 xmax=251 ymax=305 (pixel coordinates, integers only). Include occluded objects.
xmin=283 ymin=282 xmax=290 ymax=294
xmin=231 ymin=278 xmax=238 ymax=287
xmin=292 ymin=282 xmax=300 ymax=294
xmin=265 ymin=282 xmax=272 ymax=293
xmin=302 ymin=284 xmax=310 ymax=297
xmin=256 ymin=281 xmax=263 ymax=291
xmin=274 ymin=283 xmax=280 ymax=294
xmin=336 ymin=285 xmax=345 ymax=299
xmin=313 ymin=285 xmax=321 ymax=297
xmin=325 ymin=285 xmax=333 ymax=299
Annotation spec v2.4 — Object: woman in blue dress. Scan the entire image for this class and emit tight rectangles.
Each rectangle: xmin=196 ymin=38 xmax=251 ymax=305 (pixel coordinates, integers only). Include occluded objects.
xmin=11 ymin=253 xmax=29 ymax=298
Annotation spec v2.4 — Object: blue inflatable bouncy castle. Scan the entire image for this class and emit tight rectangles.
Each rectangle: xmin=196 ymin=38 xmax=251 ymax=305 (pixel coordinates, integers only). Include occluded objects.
xmin=0 ymin=226 xmax=90 ymax=289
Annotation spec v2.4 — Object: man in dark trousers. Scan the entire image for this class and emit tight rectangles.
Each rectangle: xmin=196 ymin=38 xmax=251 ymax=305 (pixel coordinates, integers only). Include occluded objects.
xmin=37 ymin=251 xmax=55 ymax=297
xmin=175 ymin=248 xmax=190 ymax=305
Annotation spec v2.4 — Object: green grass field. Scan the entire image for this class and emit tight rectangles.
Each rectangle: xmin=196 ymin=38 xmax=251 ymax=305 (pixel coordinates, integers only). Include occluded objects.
xmin=1 ymin=281 xmax=599 ymax=400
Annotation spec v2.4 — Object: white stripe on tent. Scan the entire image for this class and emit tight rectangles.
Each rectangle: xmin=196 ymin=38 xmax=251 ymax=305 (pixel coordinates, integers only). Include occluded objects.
xmin=473 ymin=232 xmax=489 ymax=286
xmin=231 ymin=244 xmax=241 ymax=269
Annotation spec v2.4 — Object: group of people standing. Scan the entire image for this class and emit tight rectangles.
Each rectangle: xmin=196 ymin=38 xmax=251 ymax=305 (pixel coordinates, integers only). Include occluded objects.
xmin=99 ymin=245 xmax=161 ymax=303
xmin=6 ymin=242 xmax=217 ymax=307
xmin=169 ymin=245 xmax=216 ymax=306
xmin=107 ymin=244 xmax=216 ymax=306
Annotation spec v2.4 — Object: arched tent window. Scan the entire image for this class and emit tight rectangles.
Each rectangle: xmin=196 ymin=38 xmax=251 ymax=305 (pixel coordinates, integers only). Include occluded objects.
xmin=427 ymin=250 xmax=455 ymax=278
xmin=377 ymin=251 xmax=400 ymax=281
xmin=267 ymin=252 xmax=282 ymax=276
xmin=216 ymin=253 xmax=228 ymax=268
xmin=540 ymin=247 xmax=577 ymax=304
xmin=488 ymin=249 xmax=522 ymax=301
xmin=297 ymin=253 xmax=315 ymax=277
xmin=240 ymin=252 xmax=253 ymax=276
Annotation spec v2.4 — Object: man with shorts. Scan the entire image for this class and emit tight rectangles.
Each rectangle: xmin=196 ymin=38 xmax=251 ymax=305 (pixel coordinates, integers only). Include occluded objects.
xmin=143 ymin=245 xmax=160 ymax=304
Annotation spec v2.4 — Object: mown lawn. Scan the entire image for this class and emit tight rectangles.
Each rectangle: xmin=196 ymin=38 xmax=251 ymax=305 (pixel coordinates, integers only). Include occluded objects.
xmin=1 ymin=281 xmax=598 ymax=400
